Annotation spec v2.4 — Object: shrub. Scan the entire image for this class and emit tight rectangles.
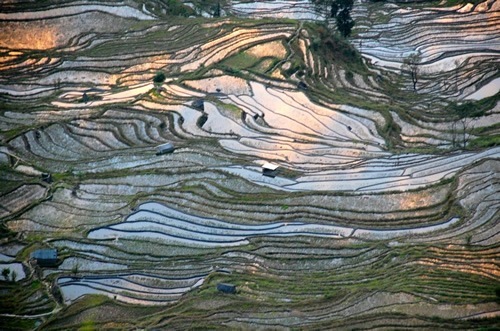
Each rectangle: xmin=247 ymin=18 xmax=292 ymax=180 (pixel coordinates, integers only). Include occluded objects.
xmin=153 ymin=72 xmax=166 ymax=84
xmin=165 ymin=0 xmax=193 ymax=17
xmin=2 ymin=268 xmax=10 ymax=281
xmin=345 ymin=71 xmax=354 ymax=83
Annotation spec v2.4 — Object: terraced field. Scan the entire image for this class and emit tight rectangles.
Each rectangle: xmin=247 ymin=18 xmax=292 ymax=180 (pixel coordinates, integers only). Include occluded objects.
xmin=0 ymin=0 xmax=499 ymax=329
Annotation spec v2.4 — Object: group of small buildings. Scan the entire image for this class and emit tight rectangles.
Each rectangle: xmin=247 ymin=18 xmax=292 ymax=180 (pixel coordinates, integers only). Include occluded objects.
xmin=28 ymin=248 xmax=239 ymax=295
xmin=30 ymin=95 xmax=275 ymax=301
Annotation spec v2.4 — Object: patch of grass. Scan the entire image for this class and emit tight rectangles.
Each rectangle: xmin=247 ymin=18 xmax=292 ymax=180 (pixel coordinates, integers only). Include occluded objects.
xmin=380 ymin=114 xmax=402 ymax=149
xmin=212 ymin=101 xmax=244 ymax=121
xmin=471 ymin=122 xmax=500 ymax=135
xmin=1 ymin=126 xmax=33 ymax=141
xmin=277 ymin=167 xmax=303 ymax=179
xmin=149 ymin=88 xmax=163 ymax=99
xmin=0 ymin=316 xmax=37 ymax=330
xmin=23 ymin=233 xmax=48 ymax=243
xmin=222 ymin=52 xmax=260 ymax=71
xmin=253 ymin=57 xmax=281 ymax=73
xmin=447 ymin=93 xmax=499 ymax=119
xmin=61 ymin=295 xmax=110 ymax=317
xmin=29 ymin=280 xmax=42 ymax=291
xmin=78 ymin=319 xmax=96 ymax=331
xmin=469 ymin=135 xmax=500 ymax=149
xmin=220 ymin=103 xmax=242 ymax=113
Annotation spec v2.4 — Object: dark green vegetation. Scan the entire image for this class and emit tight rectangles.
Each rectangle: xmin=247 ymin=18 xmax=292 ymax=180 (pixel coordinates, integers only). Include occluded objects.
xmin=153 ymin=72 xmax=166 ymax=84
xmin=311 ymin=0 xmax=356 ymax=37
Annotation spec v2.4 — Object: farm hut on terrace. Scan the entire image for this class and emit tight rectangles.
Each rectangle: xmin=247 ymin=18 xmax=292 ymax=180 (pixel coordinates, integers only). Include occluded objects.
xmin=156 ymin=142 xmax=175 ymax=155
xmin=30 ymin=249 xmax=58 ymax=267
xmin=217 ymin=283 xmax=237 ymax=294
xmin=262 ymin=162 xmax=279 ymax=177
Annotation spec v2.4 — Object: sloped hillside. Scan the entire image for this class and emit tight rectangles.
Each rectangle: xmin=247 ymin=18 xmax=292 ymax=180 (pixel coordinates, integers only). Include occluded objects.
xmin=0 ymin=0 xmax=498 ymax=329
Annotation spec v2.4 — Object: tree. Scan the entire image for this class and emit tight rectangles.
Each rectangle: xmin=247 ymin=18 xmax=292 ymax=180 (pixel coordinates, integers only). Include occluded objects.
xmin=449 ymin=100 xmax=483 ymax=149
xmin=192 ymin=0 xmax=226 ymax=17
xmin=458 ymin=117 xmax=472 ymax=149
xmin=402 ymin=52 xmax=421 ymax=91
xmin=454 ymin=59 xmax=460 ymax=92
xmin=2 ymin=268 xmax=10 ymax=281
xmin=164 ymin=0 xmax=192 ymax=17
xmin=212 ymin=1 xmax=221 ymax=17
xmin=153 ymin=72 xmax=166 ymax=84
xmin=311 ymin=0 xmax=355 ymax=38
xmin=336 ymin=6 xmax=355 ymax=38
xmin=82 ymin=92 xmax=89 ymax=103
xmin=451 ymin=120 xmax=458 ymax=148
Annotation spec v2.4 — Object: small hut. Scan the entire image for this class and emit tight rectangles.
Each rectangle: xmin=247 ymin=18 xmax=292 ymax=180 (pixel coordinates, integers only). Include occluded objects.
xmin=30 ymin=249 xmax=58 ymax=267
xmin=156 ymin=142 xmax=175 ymax=155
xmin=262 ymin=162 xmax=279 ymax=177
xmin=192 ymin=99 xmax=205 ymax=111
xmin=217 ymin=283 xmax=236 ymax=294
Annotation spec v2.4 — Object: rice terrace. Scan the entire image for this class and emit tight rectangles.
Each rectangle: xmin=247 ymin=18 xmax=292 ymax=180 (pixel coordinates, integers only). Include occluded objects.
xmin=0 ymin=0 xmax=499 ymax=329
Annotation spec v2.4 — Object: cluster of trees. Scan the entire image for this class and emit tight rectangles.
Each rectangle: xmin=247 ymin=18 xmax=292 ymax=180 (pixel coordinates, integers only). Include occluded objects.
xmin=306 ymin=1 xmax=479 ymax=151
xmin=311 ymin=0 xmax=355 ymax=38
xmin=153 ymin=72 xmax=166 ymax=84
xmin=309 ymin=1 xmax=426 ymax=94
xmin=2 ymin=268 xmax=17 ymax=282
xmin=192 ymin=0 xmax=225 ymax=17
xmin=153 ymin=72 xmax=166 ymax=93
xmin=162 ymin=0 xmax=226 ymax=17
xmin=163 ymin=0 xmax=192 ymax=17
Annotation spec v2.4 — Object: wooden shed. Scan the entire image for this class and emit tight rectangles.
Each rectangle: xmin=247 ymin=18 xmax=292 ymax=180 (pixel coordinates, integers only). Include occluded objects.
xmin=217 ymin=283 xmax=237 ymax=294
xmin=156 ymin=142 xmax=175 ymax=155
xmin=262 ymin=162 xmax=279 ymax=177
xmin=30 ymin=249 xmax=58 ymax=267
